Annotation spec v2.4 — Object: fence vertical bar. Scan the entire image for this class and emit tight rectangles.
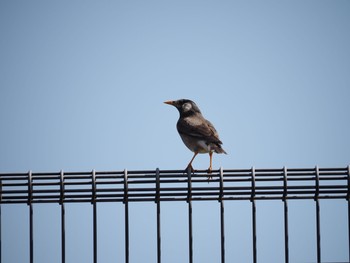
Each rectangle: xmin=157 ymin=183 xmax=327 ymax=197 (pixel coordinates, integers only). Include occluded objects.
xmin=316 ymin=199 xmax=321 ymax=263
xmin=347 ymin=165 xmax=350 ymax=263
xmin=282 ymin=167 xmax=289 ymax=263
xmin=0 ymin=212 xmax=1 ymax=263
xmin=0 ymin=203 xmax=1 ymax=263
xmin=29 ymin=203 xmax=33 ymax=263
xmin=92 ymin=170 xmax=97 ymax=263
xmin=61 ymin=204 xmax=65 ymax=263
xmin=28 ymin=171 xmax=33 ymax=263
xmin=187 ymin=168 xmax=193 ymax=263
xmin=251 ymin=167 xmax=257 ymax=263
xmin=155 ymin=168 xmax=161 ymax=263
xmin=124 ymin=169 xmax=129 ymax=263
xmin=60 ymin=170 xmax=66 ymax=263
xmin=314 ymin=166 xmax=321 ymax=263
xmin=219 ymin=167 xmax=225 ymax=263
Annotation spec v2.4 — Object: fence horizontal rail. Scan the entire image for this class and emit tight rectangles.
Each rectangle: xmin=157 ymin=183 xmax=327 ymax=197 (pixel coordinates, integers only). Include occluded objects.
xmin=0 ymin=166 xmax=349 ymax=204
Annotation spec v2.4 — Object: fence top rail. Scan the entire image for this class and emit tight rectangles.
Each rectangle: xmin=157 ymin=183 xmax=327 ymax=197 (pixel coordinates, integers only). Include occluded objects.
xmin=0 ymin=166 xmax=349 ymax=204
xmin=1 ymin=167 xmax=349 ymax=176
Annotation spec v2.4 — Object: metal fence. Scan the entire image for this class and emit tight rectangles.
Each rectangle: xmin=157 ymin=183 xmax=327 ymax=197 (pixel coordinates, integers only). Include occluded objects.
xmin=0 ymin=166 xmax=349 ymax=263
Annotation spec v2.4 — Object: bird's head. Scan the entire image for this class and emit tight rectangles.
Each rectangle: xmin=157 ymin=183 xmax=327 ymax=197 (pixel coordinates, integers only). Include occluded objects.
xmin=164 ymin=99 xmax=201 ymax=116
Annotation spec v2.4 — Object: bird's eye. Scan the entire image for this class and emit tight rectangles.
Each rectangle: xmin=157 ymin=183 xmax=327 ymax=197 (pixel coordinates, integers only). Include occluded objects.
xmin=182 ymin=102 xmax=192 ymax=112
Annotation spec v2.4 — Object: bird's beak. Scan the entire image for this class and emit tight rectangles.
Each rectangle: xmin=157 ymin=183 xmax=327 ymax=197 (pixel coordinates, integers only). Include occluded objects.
xmin=164 ymin=100 xmax=175 ymax=105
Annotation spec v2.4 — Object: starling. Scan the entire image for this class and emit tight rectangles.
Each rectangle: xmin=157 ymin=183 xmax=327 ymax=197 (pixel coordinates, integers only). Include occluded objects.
xmin=164 ymin=99 xmax=226 ymax=174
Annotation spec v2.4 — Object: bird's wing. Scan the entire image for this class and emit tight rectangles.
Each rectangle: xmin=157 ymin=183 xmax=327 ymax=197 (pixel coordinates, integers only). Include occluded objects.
xmin=177 ymin=116 xmax=223 ymax=144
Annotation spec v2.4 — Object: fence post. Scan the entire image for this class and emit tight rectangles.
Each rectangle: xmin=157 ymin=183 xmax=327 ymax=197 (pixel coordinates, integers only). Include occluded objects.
xmin=28 ymin=171 xmax=33 ymax=263
xmin=92 ymin=170 xmax=97 ymax=263
xmin=123 ymin=169 xmax=129 ymax=263
xmin=219 ymin=167 xmax=225 ymax=263
xmin=315 ymin=166 xmax=321 ymax=263
xmin=60 ymin=170 xmax=66 ymax=263
xmin=347 ymin=165 xmax=350 ymax=262
xmin=155 ymin=168 xmax=161 ymax=263
xmin=251 ymin=167 xmax=257 ymax=263
xmin=187 ymin=168 xmax=193 ymax=263
xmin=283 ymin=167 xmax=289 ymax=263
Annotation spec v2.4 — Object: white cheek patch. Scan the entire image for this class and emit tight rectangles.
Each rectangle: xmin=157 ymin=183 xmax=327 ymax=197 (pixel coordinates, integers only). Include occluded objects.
xmin=182 ymin=102 xmax=192 ymax=112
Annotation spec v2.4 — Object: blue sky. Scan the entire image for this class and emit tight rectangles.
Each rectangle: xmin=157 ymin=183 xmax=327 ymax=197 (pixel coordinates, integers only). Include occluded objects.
xmin=1 ymin=1 xmax=350 ymax=262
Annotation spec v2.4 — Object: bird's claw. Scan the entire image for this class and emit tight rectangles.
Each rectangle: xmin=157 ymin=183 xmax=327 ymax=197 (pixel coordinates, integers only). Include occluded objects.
xmin=206 ymin=167 xmax=213 ymax=181
xmin=185 ymin=165 xmax=214 ymax=182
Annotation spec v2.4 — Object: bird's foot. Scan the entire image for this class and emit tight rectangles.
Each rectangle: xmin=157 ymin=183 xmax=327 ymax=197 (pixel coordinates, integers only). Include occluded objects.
xmin=206 ymin=167 xmax=213 ymax=181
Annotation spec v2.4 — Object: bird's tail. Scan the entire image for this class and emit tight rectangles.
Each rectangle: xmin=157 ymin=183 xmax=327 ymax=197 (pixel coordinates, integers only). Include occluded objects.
xmin=214 ymin=144 xmax=227 ymax=154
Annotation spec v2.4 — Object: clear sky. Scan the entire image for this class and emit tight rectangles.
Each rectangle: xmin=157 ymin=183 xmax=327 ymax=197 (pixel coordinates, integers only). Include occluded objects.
xmin=1 ymin=1 xmax=350 ymax=262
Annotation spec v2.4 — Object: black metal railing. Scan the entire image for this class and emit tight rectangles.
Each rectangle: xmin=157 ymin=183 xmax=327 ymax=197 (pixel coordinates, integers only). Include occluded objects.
xmin=0 ymin=166 xmax=349 ymax=263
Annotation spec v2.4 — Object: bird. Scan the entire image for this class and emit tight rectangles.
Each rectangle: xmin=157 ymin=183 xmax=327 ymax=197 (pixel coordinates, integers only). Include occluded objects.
xmin=164 ymin=99 xmax=227 ymax=175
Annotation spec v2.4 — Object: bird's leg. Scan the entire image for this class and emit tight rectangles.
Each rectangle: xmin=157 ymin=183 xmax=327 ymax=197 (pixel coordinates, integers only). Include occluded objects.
xmin=186 ymin=152 xmax=198 ymax=173
xmin=207 ymin=152 xmax=213 ymax=179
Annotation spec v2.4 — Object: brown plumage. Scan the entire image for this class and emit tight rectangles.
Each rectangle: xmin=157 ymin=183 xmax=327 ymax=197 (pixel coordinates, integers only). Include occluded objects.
xmin=164 ymin=99 xmax=226 ymax=175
